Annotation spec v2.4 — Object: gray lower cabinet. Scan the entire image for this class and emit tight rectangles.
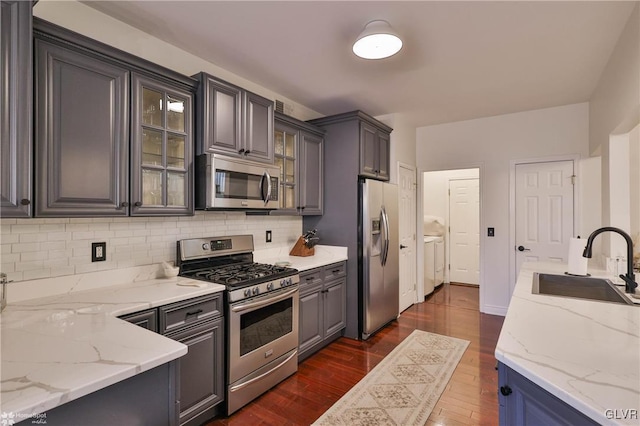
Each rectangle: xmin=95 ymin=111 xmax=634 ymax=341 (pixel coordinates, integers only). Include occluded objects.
xmin=497 ymin=362 xmax=600 ymax=426
xmin=1 ymin=1 xmax=33 ymax=217
xmin=120 ymin=293 xmax=225 ymax=426
xmin=272 ymin=113 xmax=324 ymax=215
xmin=31 ymin=362 xmax=179 ymax=426
xmin=298 ymin=262 xmax=346 ymax=361
xmin=194 ymin=72 xmax=274 ymax=163
xmin=33 ymin=18 xmax=196 ymax=217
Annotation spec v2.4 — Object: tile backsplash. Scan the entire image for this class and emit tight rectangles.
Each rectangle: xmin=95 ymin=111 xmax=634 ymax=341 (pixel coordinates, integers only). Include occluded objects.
xmin=0 ymin=212 xmax=302 ymax=282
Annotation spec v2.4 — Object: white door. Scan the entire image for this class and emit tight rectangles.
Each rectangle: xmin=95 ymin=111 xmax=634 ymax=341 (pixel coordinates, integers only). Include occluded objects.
xmin=399 ymin=164 xmax=417 ymax=312
xmin=449 ymin=178 xmax=480 ymax=285
xmin=515 ymin=161 xmax=574 ymax=279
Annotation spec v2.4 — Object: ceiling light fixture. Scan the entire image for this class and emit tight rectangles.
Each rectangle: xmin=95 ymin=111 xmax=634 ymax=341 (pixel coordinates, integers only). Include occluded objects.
xmin=352 ymin=20 xmax=403 ymax=60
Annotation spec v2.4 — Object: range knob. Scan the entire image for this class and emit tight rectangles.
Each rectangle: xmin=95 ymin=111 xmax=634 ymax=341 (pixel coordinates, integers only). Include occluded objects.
xmin=280 ymin=279 xmax=286 ymax=287
xmin=252 ymin=287 xmax=259 ymax=295
xmin=267 ymin=282 xmax=274 ymax=291
xmin=202 ymin=243 xmax=210 ymax=250
xmin=286 ymin=277 xmax=293 ymax=286
xmin=244 ymin=288 xmax=251 ymax=297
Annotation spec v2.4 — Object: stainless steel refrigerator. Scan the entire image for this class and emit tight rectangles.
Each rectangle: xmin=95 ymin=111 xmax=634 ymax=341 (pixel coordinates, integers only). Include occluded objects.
xmin=359 ymin=178 xmax=399 ymax=340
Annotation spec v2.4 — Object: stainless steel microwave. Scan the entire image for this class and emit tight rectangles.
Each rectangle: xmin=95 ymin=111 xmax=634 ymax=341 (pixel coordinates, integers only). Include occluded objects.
xmin=195 ymin=153 xmax=279 ymax=210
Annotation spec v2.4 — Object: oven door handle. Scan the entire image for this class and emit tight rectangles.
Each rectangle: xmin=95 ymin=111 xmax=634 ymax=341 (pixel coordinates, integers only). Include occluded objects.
xmin=260 ymin=170 xmax=272 ymax=205
xmin=231 ymin=287 xmax=298 ymax=313
xmin=228 ymin=349 xmax=298 ymax=393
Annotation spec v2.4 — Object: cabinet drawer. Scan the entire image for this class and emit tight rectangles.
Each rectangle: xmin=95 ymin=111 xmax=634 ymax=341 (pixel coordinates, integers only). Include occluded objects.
xmin=119 ymin=308 xmax=158 ymax=332
xmin=324 ymin=262 xmax=346 ymax=282
xmin=159 ymin=293 xmax=222 ymax=335
xmin=299 ymin=268 xmax=322 ymax=289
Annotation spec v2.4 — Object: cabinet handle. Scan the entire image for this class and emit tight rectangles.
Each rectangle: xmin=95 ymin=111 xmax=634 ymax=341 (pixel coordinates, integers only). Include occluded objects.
xmin=20 ymin=199 xmax=30 ymax=206
xmin=134 ymin=201 xmax=142 ymax=207
xmin=332 ymin=269 xmax=341 ymax=273
xmin=238 ymin=148 xmax=245 ymax=154
xmin=500 ymin=385 xmax=512 ymax=396
xmin=306 ymin=277 xmax=315 ymax=281
xmin=185 ymin=309 xmax=203 ymax=318
xmin=116 ymin=202 xmax=129 ymax=210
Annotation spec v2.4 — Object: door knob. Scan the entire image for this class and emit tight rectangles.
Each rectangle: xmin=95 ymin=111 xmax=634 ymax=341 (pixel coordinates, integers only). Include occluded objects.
xmin=400 ymin=244 xmax=408 ymax=249
xmin=517 ymin=245 xmax=530 ymax=252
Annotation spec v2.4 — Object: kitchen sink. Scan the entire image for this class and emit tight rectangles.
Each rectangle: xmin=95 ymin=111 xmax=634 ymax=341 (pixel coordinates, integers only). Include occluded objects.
xmin=532 ymin=273 xmax=634 ymax=305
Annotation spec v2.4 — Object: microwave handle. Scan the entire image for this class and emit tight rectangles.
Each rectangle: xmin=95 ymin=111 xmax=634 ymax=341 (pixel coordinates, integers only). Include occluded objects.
xmin=261 ymin=170 xmax=272 ymax=205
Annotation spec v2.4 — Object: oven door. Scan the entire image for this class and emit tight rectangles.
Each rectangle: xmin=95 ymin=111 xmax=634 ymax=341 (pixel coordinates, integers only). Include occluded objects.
xmin=207 ymin=154 xmax=279 ymax=209
xmin=228 ymin=285 xmax=299 ymax=384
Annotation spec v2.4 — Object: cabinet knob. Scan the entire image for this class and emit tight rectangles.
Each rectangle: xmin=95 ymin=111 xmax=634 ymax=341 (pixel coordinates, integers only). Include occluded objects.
xmin=244 ymin=150 xmax=250 ymax=155
xmin=116 ymin=201 xmax=129 ymax=210
xmin=20 ymin=199 xmax=30 ymax=205
xmin=238 ymin=148 xmax=245 ymax=154
xmin=500 ymin=385 xmax=512 ymax=396
xmin=134 ymin=201 xmax=142 ymax=207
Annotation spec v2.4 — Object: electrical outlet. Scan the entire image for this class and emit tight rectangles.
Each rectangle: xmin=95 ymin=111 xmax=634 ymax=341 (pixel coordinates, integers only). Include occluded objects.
xmin=266 ymin=230 xmax=272 ymax=243
xmin=92 ymin=242 xmax=106 ymax=262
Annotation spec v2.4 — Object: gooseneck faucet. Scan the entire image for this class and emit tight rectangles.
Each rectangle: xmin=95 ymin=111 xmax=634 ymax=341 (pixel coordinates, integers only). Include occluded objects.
xmin=582 ymin=227 xmax=637 ymax=294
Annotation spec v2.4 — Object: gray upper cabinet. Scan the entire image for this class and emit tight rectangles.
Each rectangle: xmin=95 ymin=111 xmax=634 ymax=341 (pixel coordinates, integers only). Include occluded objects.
xmin=131 ymin=73 xmax=193 ymax=216
xmin=194 ymin=72 xmax=274 ymax=163
xmin=33 ymin=18 xmax=197 ymax=217
xmin=34 ymin=38 xmax=130 ymax=217
xmin=1 ymin=1 xmax=33 ymax=217
xmin=272 ymin=113 xmax=323 ymax=215
xmin=359 ymin=121 xmax=390 ymax=181
xmin=308 ymin=110 xmax=392 ymax=182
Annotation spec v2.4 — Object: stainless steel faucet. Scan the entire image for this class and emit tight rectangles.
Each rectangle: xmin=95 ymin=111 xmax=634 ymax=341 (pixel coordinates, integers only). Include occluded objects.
xmin=582 ymin=227 xmax=638 ymax=294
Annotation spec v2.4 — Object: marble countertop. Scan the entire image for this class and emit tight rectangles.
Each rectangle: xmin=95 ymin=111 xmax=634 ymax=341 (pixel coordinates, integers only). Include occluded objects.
xmin=0 ymin=276 xmax=225 ymax=418
xmin=253 ymin=244 xmax=348 ymax=271
xmin=495 ymin=262 xmax=640 ymax=425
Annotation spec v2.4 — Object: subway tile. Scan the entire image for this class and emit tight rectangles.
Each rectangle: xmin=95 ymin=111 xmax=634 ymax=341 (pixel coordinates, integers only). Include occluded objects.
xmin=0 ymin=219 xmax=17 ymax=225
xmin=12 ymin=243 xmax=39 ymax=253
xmin=69 ymin=218 xmax=94 ymax=224
xmin=72 ymin=231 xmax=95 ymax=240
xmin=0 ymin=263 xmax=14 ymax=273
xmin=93 ymin=231 xmax=115 ymax=240
xmin=0 ymin=253 xmax=20 ymax=263
xmin=23 ymin=269 xmax=52 ymax=280
xmin=47 ymin=232 xmax=72 ymax=242
xmin=66 ymin=240 xmax=90 ymax=249
xmin=15 ymin=260 xmax=44 ymax=271
xmin=19 ymin=233 xmax=48 ymax=243
xmin=39 ymin=224 xmax=66 ymax=232
xmin=11 ymin=225 xmax=40 ymax=234
xmin=21 ymin=251 xmax=49 ymax=262
xmin=50 ymin=267 xmax=76 ymax=278
xmin=65 ymin=223 xmax=90 ymax=232
xmin=49 ymin=249 xmax=73 ymax=259
xmin=88 ymin=223 xmax=110 ymax=231
xmin=43 ymin=258 xmax=69 ymax=269
xmin=68 ymin=256 xmax=91 ymax=266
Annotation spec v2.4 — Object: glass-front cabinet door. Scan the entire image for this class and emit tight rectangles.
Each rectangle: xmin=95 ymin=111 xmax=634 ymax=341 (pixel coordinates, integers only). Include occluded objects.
xmin=132 ymin=73 xmax=193 ymax=215
xmin=274 ymin=121 xmax=299 ymax=214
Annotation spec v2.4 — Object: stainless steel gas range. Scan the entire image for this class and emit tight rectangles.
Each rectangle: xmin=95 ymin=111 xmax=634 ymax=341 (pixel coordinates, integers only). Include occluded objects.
xmin=177 ymin=235 xmax=300 ymax=415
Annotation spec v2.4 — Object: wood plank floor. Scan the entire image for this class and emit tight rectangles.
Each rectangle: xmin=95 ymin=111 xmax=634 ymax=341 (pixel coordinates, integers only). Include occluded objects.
xmin=207 ymin=283 xmax=505 ymax=426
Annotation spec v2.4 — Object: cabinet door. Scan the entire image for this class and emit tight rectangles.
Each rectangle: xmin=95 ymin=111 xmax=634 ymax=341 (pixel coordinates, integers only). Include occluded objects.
xmin=359 ymin=122 xmax=378 ymax=178
xmin=131 ymin=73 xmax=193 ymax=216
xmin=1 ymin=1 xmax=32 ymax=217
xmin=299 ymin=131 xmax=323 ymax=215
xmin=244 ymin=91 xmax=274 ymax=163
xmin=34 ymin=39 xmax=129 ymax=217
xmin=376 ymin=131 xmax=390 ymax=181
xmin=299 ymin=285 xmax=323 ymax=357
xmin=323 ymin=278 xmax=346 ymax=337
xmin=273 ymin=120 xmax=299 ymax=214
xmin=200 ymin=76 xmax=242 ymax=156
xmin=168 ymin=317 xmax=224 ymax=425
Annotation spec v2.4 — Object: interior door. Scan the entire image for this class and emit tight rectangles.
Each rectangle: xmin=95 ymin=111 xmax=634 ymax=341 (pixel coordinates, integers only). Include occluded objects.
xmin=398 ymin=165 xmax=417 ymax=312
xmin=449 ymin=178 xmax=480 ymax=285
xmin=515 ymin=161 xmax=574 ymax=281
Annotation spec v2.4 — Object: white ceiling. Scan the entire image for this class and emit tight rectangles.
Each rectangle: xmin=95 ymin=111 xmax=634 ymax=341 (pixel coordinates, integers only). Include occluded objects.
xmin=83 ymin=1 xmax=636 ymax=128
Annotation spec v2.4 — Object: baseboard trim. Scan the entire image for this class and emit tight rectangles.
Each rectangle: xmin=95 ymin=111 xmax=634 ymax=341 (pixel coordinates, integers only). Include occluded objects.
xmin=482 ymin=304 xmax=507 ymax=317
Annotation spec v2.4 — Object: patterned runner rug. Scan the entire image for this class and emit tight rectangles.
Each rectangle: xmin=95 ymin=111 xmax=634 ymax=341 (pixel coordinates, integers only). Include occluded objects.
xmin=312 ymin=329 xmax=470 ymax=426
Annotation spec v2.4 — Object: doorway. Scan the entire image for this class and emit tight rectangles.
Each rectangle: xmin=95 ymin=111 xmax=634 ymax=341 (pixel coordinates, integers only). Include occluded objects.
xmin=423 ymin=168 xmax=480 ymax=295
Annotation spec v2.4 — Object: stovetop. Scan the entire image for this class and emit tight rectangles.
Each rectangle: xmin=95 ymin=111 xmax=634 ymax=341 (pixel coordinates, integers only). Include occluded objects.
xmin=185 ymin=262 xmax=298 ymax=288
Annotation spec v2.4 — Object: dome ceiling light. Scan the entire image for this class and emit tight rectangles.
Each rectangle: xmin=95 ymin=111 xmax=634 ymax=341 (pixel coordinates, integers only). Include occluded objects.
xmin=352 ymin=20 xmax=403 ymax=60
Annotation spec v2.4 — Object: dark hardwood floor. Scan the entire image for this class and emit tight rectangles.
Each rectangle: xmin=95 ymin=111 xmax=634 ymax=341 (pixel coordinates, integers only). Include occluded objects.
xmin=207 ymin=283 xmax=505 ymax=426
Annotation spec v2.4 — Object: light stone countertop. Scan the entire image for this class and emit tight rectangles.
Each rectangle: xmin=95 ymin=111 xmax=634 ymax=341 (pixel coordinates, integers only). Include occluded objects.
xmin=0 ymin=275 xmax=225 ymax=418
xmin=495 ymin=262 xmax=640 ymax=425
xmin=253 ymin=244 xmax=348 ymax=271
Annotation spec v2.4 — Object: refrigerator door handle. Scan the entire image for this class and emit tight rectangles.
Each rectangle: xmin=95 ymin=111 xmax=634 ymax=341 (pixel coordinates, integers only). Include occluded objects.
xmin=381 ymin=206 xmax=390 ymax=266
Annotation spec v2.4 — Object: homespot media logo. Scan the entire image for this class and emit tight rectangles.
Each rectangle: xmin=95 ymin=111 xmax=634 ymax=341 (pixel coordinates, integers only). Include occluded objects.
xmin=0 ymin=412 xmax=47 ymax=425
xmin=605 ymin=408 xmax=638 ymax=420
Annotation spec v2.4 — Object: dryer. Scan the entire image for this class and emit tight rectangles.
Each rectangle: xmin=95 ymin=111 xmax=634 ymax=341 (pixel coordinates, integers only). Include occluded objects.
xmin=424 ymin=236 xmax=445 ymax=296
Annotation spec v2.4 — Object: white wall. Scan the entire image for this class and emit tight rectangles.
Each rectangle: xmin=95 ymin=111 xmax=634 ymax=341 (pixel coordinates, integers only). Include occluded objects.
xmin=423 ymin=168 xmax=479 ymax=284
xmin=589 ymin=3 xmax=640 ymax=257
xmin=376 ymin=113 xmax=418 ymax=183
xmin=417 ymin=103 xmax=590 ymax=314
